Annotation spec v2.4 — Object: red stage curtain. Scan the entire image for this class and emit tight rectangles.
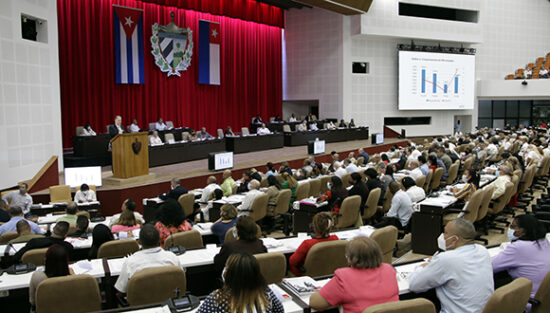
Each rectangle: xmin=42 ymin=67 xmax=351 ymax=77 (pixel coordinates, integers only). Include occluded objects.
xmin=57 ymin=0 xmax=282 ymax=148
xmin=138 ymin=0 xmax=284 ymax=28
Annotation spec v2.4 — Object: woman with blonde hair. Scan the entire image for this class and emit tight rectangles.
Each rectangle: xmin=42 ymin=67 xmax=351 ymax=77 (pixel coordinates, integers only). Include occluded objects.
xmin=111 ymin=208 xmax=141 ymax=233
xmin=198 ymin=252 xmax=283 ymax=313
xmin=289 ymin=212 xmax=339 ymax=276
xmin=281 ymin=172 xmax=297 ymax=204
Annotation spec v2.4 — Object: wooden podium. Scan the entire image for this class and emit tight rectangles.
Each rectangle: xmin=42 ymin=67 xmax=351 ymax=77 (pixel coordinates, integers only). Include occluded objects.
xmin=110 ymin=132 xmax=149 ymax=179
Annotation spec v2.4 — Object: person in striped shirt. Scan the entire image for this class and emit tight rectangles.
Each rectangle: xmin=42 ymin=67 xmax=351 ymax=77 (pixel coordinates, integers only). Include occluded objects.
xmin=450 ymin=169 xmax=479 ymax=202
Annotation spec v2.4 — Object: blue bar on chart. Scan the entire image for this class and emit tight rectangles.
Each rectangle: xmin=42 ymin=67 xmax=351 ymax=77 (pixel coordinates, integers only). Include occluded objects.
xmin=454 ymin=76 xmax=459 ymax=94
xmin=444 ymin=84 xmax=448 ymax=93
xmin=433 ymin=73 xmax=437 ymax=93
xmin=421 ymin=69 xmax=426 ymax=93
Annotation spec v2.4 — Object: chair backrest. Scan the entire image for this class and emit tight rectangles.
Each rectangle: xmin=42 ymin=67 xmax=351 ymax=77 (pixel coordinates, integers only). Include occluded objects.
xmin=382 ymin=190 xmax=394 ymax=213
xmin=335 ymin=195 xmax=361 ymax=229
xmin=164 ymin=230 xmax=204 ymax=249
xmin=178 ymin=193 xmax=195 ymax=218
xmin=273 ymin=189 xmax=292 ymax=215
xmin=477 ymin=186 xmax=494 ymax=221
xmin=415 ymin=175 xmax=426 ymax=188
xmin=461 ymin=188 xmax=484 ymax=223
xmin=532 ymin=269 xmax=550 ymax=313
xmin=106 ymin=125 xmax=111 ymax=133
xmin=254 ymin=252 xmax=287 ymax=284
xmin=164 ymin=133 xmax=175 ymax=142
xmin=519 ymin=164 xmax=536 ymax=194
xmin=445 ymin=163 xmax=459 ymax=185
xmin=49 ymin=185 xmax=72 ymax=203
xmin=481 ymin=277 xmax=532 ymax=313
xmin=148 ymin=122 xmax=155 ymax=130
xmin=74 ymin=185 xmax=97 ymax=193
xmin=294 ymin=181 xmax=310 ymax=202
xmin=166 ymin=121 xmax=174 ymax=129
xmin=370 ymin=226 xmax=398 ymax=264
xmin=282 ymin=124 xmax=291 ymax=132
xmin=341 ymin=173 xmax=352 ymax=188
xmin=303 ymin=240 xmax=348 ymax=277
xmin=356 ymin=156 xmax=365 ymax=166
xmin=182 ymin=132 xmax=190 ymax=141
xmin=36 ymin=274 xmax=101 ymax=313
xmin=0 ymin=231 xmax=19 ymax=244
xmin=249 ymin=193 xmax=269 ymax=222
xmin=75 ymin=126 xmax=84 ymax=136
xmin=319 ymin=176 xmax=331 ymax=194
xmin=97 ymin=239 xmax=139 ymax=259
xmin=430 ymin=168 xmax=444 ymax=190
xmin=260 ymin=177 xmax=268 ymax=188
xmin=217 ymin=129 xmax=224 ymax=138
xmin=308 ymin=179 xmax=321 ymax=197
xmin=224 ymin=224 xmax=262 ymax=242
xmin=127 ymin=266 xmax=186 ymax=306
xmin=462 ymin=156 xmax=474 ymax=172
xmin=363 ymin=188 xmax=381 ymax=220
xmin=423 ymin=169 xmax=433 ymax=193
xmin=489 ymin=182 xmax=515 ymax=215
xmin=363 ymin=298 xmax=436 ymax=313
xmin=21 ymin=247 xmax=49 ymax=266
xmin=241 ymin=127 xmax=250 ymax=136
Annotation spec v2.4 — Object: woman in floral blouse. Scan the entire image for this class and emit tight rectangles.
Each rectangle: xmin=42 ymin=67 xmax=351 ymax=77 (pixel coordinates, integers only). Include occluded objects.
xmin=154 ymin=199 xmax=193 ymax=247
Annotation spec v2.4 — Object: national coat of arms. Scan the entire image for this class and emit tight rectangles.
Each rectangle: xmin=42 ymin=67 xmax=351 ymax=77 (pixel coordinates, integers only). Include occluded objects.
xmin=150 ymin=12 xmax=193 ymax=77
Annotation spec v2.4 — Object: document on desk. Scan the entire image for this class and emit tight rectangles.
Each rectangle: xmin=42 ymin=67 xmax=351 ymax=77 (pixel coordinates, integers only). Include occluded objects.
xmin=261 ymin=237 xmax=284 ymax=249
xmin=123 ymin=305 xmax=172 ymax=313
xmin=282 ymin=277 xmax=323 ymax=296
xmin=71 ymin=260 xmax=93 ymax=275
xmin=419 ymin=195 xmax=456 ymax=207
xmin=108 ymin=258 xmax=127 ymax=275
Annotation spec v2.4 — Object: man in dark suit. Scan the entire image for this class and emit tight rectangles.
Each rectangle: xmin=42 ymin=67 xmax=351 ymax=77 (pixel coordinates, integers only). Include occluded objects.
xmin=108 ymin=115 xmax=124 ymax=138
xmin=358 ymin=148 xmax=370 ymax=165
xmin=159 ymin=178 xmax=188 ymax=201
xmin=13 ymin=221 xmax=74 ymax=263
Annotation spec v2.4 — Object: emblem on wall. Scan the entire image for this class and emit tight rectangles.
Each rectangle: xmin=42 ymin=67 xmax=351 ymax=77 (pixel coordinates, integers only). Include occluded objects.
xmin=151 ymin=12 xmax=193 ymax=77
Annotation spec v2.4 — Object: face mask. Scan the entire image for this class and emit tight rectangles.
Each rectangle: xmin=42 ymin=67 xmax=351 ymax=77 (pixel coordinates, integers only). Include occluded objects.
xmin=462 ymin=175 xmax=468 ymax=182
xmin=232 ymin=228 xmax=237 ymax=239
xmin=19 ymin=188 xmax=25 ymax=195
xmin=247 ymin=183 xmax=251 ymax=190
xmin=437 ymin=233 xmax=456 ymax=251
xmin=327 ymin=183 xmax=332 ymax=190
xmin=221 ymin=267 xmax=226 ymax=283
xmin=507 ymin=228 xmax=518 ymax=241
xmin=495 ymin=171 xmax=500 ymax=177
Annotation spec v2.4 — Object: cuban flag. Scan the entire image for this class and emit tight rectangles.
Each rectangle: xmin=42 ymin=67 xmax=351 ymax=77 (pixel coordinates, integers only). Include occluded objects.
xmin=113 ymin=5 xmax=145 ymax=84
xmin=198 ymin=20 xmax=220 ymax=85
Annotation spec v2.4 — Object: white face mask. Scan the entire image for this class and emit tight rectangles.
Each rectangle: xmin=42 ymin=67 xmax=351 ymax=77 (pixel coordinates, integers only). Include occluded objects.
xmin=462 ymin=175 xmax=468 ymax=182
xmin=507 ymin=228 xmax=518 ymax=241
xmin=437 ymin=233 xmax=457 ymax=251
xmin=221 ymin=267 xmax=226 ymax=283
xmin=327 ymin=183 xmax=332 ymax=190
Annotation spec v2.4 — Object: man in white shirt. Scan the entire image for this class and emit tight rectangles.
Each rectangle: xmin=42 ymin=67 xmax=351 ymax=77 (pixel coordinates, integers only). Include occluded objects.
xmin=310 ymin=122 xmax=318 ymax=131
xmin=288 ymin=114 xmax=297 ymax=122
xmin=74 ymin=184 xmax=97 ymax=203
xmin=2 ymin=183 xmax=33 ymax=216
xmin=237 ymin=179 xmax=262 ymax=216
xmin=296 ymin=121 xmax=308 ymax=132
xmin=343 ymin=159 xmax=359 ymax=173
xmin=155 ymin=118 xmax=167 ymax=131
xmin=540 ymin=68 xmax=549 ymax=78
xmin=408 ymin=218 xmax=493 ymax=313
xmin=115 ymin=224 xmax=181 ymax=293
xmin=485 ymin=139 xmax=499 ymax=160
xmin=402 ymin=177 xmax=425 ymax=203
xmin=407 ymin=147 xmax=421 ymax=162
xmin=334 ymin=162 xmax=347 ymax=178
xmin=200 ymin=176 xmax=222 ymax=204
xmin=487 ymin=165 xmax=512 ymax=199
xmin=129 ymin=119 xmax=140 ymax=133
xmin=109 ymin=199 xmax=145 ymax=227
xmin=149 ymin=131 xmax=163 ymax=145
xmin=406 ymin=160 xmax=423 ymax=181
xmin=256 ymin=123 xmax=271 ymax=135
xmin=374 ymin=182 xmax=412 ymax=230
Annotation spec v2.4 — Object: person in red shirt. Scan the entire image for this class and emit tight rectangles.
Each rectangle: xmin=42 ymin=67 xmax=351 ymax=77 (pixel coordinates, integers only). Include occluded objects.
xmin=310 ymin=237 xmax=399 ymax=313
xmin=289 ymin=212 xmax=339 ymax=276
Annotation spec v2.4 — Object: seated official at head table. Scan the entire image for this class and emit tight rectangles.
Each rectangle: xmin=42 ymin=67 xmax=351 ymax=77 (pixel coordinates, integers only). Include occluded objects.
xmin=288 ymin=113 xmax=297 ymax=122
xmin=197 ymin=127 xmax=213 ymax=140
xmin=0 ymin=206 xmax=43 ymax=236
xmin=224 ymin=126 xmax=235 ymax=137
xmin=197 ymin=252 xmax=283 ymax=313
xmin=310 ymin=122 xmax=318 ymax=130
xmin=296 ymin=120 xmax=308 ymax=132
xmin=256 ymin=123 xmax=271 ymax=135
xmin=155 ymin=117 xmax=167 ymax=131
xmin=253 ymin=114 xmax=263 ymax=124
xmin=159 ymin=178 xmax=188 ymax=201
xmin=129 ymin=118 xmax=140 ymax=133
xmin=408 ymin=218 xmax=494 ymax=313
xmin=1 ymin=182 xmax=33 ymax=217
xmin=149 ymin=130 xmax=163 ymax=145
xmin=309 ymin=237 xmax=399 ymax=312
xmin=13 ymin=221 xmax=74 ymax=263
xmin=114 ymin=224 xmax=181 ymax=294
xmin=80 ymin=123 xmax=96 ymax=136
xmin=74 ymin=183 xmax=96 ymax=203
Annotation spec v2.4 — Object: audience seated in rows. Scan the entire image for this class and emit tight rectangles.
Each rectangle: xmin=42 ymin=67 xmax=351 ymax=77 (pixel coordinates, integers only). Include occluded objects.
xmin=374 ymin=181 xmax=412 ymax=230
xmin=55 ymin=201 xmax=79 ymax=227
xmin=220 ymin=170 xmax=235 ymax=197
xmin=109 ymin=199 xmax=144 ymax=227
xmin=0 ymin=206 xmax=43 ymax=236
xmin=89 ymin=224 xmax=114 ymax=259
xmin=14 ymin=221 xmax=73 ymax=263
xmin=159 ymin=178 xmax=188 ymax=201
xmin=67 ymin=215 xmax=89 ymax=238
xmin=450 ymin=169 xmax=479 ymax=202
xmin=318 ymin=176 xmax=348 ymax=214
xmin=403 ymin=176 xmax=425 ymax=203
xmin=9 ymin=219 xmax=44 ymax=243
xmin=238 ymin=180 xmax=262 ymax=217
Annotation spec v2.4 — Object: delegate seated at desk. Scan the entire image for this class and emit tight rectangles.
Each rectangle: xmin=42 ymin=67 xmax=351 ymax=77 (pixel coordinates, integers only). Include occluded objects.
xmin=237 ymin=180 xmax=262 ymax=216
xmin=114 ymin=224 xmax=181 ymax=294
xmin=256 ymin=123 xmax=271 ymax=135
xmin=374 ymin=181 xmax=412 ymax=230
xmin=109 ymin=199 xmax=145 ymax=227
xmin=224 ymin=126 xmax=235 ymax=137
xmin=220 ymin=170 xmax=236 ymax=197
xmin=74 ymin=183 xmax=97 ymax=203
xmin=80 ymin=123 xmax=96 ymax=136
xmin=310 ymin=122 xmax=319 ymax=131
xmin=9 ymin=219 xmax=44 ymax=243
xmin=13 ymin=221 xmax=74 ymax=263
xmin=197 ymin=127 xmax=213 ymax=140
xmin=0 ymin=206 xmax=43 ymax=236
xmin=155 ymin=117 xmax=167 ymax=131
xmin=149 ymin=131 xmax=163 ymax=145
xmin=408 ymin=218 xmax=493 ymax=313
xmin=288 ymin=114 xmax=297 ymax=122
xmin=159 ymin=178 xmax=188 ymax=201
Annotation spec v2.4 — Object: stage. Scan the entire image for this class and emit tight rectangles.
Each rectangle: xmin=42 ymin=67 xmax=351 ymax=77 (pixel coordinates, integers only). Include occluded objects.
xmin=31 ymin=138 xmax=407 ymax=216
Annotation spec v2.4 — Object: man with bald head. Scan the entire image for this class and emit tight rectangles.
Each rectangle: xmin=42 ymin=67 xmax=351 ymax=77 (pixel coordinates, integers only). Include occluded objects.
xmin=406 ymin=160 xmax=423 ymax=181
xmin=408 ymin=218 xmax=493 ymax=313
xmin=159 ymin=178 xmax=188 ymax=200
xmin=237 ymin=179 xmax=262 ymax=216
xmin=200 ymin=176 xmax=222 ymax=204
xmin=220 ymin=170 xmax=235 ymax=197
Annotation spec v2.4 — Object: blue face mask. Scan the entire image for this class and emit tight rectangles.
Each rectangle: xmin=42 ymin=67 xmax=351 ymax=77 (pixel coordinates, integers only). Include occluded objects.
xmin=232 ymin=228 xmax=238 ymax=238
xmin=495 ymin=171 xmax=500 ymax=177
xmin=247 ymin=183 xmax=251 ymax=190
xmin=327 ymin=183 xmax=332 ymax=190
xmin=507 ymin=228 xmax=518 ymax=241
